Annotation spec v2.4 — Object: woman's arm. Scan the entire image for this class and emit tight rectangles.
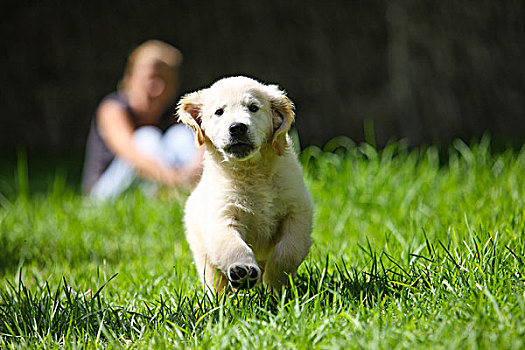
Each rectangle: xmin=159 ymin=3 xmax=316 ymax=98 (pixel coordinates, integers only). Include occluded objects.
xmin=178 ymin=146 xmax=204 ymax=185
xmin=96 ymin=100 xmax=180 ymax=185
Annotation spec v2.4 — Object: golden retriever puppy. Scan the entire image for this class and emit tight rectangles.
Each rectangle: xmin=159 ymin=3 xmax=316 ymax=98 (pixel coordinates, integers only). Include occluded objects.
xmin=177 ymin=76 xmax=313 ymax=293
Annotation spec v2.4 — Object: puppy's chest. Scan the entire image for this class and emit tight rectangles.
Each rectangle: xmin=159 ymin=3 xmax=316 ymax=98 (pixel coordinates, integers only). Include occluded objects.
xmin=227 ymin=184 xmax=284 ymax=246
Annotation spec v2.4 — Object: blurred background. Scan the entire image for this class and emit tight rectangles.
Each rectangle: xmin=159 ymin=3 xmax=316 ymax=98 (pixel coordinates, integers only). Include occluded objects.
xmin=1 ymin=0 xmax=524 ymax=157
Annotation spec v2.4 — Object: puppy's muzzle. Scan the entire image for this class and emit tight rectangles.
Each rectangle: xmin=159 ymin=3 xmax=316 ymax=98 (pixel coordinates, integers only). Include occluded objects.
xmin=229 ymin=122 xmax=248 ymax=138
xmin=226 ymin=122 xmax=254 ymax=159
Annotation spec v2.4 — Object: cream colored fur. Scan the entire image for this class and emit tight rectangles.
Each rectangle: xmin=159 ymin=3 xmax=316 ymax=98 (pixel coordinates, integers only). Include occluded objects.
xmin=177 ymin=76 xmax=313 ymax=293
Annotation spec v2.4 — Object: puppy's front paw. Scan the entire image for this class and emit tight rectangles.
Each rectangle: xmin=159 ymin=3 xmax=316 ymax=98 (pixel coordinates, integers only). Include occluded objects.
xmin=228 ymin=263 xmax=261 ymax=290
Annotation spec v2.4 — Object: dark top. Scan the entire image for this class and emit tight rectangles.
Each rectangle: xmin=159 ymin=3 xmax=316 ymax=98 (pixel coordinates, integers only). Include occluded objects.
xmin=81 ymin=92 xmax=175 ymax=193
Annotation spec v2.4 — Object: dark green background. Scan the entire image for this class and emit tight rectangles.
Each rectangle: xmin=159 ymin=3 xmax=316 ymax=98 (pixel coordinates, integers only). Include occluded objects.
xmin=1 ymin=0 xmax=524 ymax=155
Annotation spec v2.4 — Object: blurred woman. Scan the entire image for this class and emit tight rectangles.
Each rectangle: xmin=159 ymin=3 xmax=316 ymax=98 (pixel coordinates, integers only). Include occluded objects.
xmin=82 ymin=40 xmax=202 ymax=199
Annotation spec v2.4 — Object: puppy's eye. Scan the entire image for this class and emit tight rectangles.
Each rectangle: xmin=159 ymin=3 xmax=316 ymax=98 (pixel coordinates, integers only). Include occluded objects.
xmin=215 ymin=108 xmax=224 ymax=116
xmin=248 ymin=104 xmax=259 ymax=113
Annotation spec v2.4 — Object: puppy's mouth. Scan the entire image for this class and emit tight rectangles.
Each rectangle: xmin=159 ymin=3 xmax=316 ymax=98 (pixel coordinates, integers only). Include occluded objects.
xmin=226 ymin=142 xmax=255 ymax=159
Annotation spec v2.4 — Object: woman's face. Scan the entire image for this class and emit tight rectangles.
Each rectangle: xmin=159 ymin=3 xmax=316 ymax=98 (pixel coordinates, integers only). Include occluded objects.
xmin=128 ymin=59 xmax=178 ymax=111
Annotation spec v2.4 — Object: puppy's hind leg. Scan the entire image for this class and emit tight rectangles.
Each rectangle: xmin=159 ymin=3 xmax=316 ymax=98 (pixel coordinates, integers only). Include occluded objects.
xmin=203 ymin=259 xmax=229 ymax=295
xmin=263 ymin=210 xmax=313 ymax=290
xmin=192 ymin=250 xmax=229 ymax=295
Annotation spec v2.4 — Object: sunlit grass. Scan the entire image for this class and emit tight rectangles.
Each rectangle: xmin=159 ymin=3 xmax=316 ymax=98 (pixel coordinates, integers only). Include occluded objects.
xmin=1 ymin=138 xmax=524 ymax=348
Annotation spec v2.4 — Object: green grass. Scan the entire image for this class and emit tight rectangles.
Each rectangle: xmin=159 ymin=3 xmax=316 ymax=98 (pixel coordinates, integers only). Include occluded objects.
xmin=1 ymin=137 xmax=524 ymax=349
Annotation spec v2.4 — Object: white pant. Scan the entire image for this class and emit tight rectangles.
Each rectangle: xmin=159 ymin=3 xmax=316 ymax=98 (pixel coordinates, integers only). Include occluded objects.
xmin=90 ymin=124 xmax=196 ymax=200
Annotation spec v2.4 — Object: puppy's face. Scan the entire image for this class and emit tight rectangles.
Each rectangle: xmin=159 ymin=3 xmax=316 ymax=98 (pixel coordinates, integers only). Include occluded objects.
xmin=177 ymin=76 xmax=294 ymax=161
xmin=200 ymin=79 xmax=273 ymax=160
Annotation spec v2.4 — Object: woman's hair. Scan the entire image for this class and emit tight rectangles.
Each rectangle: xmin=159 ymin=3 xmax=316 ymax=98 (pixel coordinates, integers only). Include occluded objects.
xmin=119 ymin=40 xmax=183 ymax=91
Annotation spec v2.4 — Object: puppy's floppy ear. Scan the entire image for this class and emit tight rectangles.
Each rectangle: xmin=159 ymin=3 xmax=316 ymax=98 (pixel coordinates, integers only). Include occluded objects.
xmin=265 ymin=85 xmax=295 ymax=156
xmin=176 ymin=91 xmax=205 ymax=147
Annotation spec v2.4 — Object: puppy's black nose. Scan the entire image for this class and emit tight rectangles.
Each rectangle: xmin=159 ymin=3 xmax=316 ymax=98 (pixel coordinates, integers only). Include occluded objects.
xmin=229 ymin=122 xmax=248 ymax=137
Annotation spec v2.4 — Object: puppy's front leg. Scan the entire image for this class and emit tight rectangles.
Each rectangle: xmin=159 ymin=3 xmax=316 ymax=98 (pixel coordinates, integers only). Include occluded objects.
xmin=206 ymin=222 xmax=261 ymax=290
xmin=263 ymin=208 xmax=313 ymax=289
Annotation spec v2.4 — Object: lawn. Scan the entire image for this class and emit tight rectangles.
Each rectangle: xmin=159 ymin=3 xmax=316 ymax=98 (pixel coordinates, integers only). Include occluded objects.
xmin=1 ymin=138 xmax=524 ymax=349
